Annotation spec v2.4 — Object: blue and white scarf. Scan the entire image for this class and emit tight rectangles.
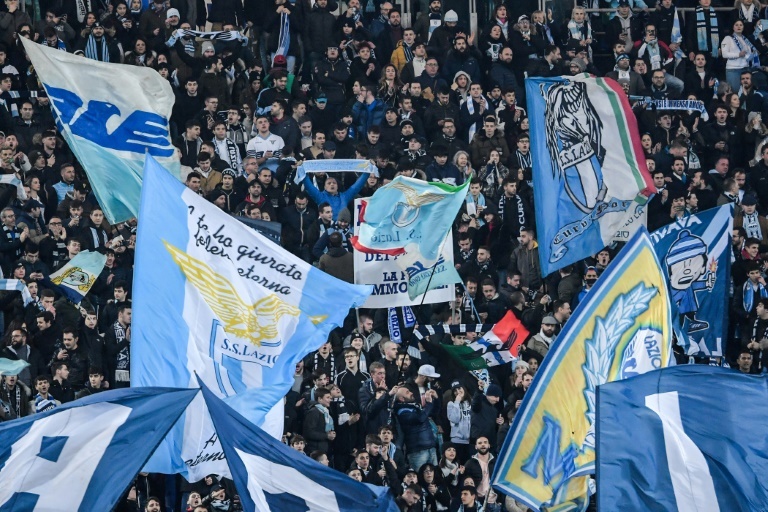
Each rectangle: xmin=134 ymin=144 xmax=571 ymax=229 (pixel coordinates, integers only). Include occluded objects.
xmin=696 ymin=6 xmax=719 ymax=58
xmin=84 ymin=35 xmax=110 ymax=62
xmin=403 ymin=306 xmax=416 ymax=327
xmin=388 ymin=307 xmax=402 ymax=344
xmin=743 ymin=279 xmax=768 ymax=312
xmin=733 ymin=33 xmax=761 ymax=69
xmin=671 ymin=8 xmax=684 ymax=60
xmin=314 ymin=403 xmax=333 ymax=431
xmin=628 ymin=97 xmax=709 ymax=121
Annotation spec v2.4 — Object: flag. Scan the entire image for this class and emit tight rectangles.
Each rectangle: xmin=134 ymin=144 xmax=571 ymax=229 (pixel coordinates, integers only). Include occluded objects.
xmin=351 ymin=176 xmax=468 ymax=299
xmin=48 ymin=250 xmax=107 ymax=303
xmin=353 ymin=198 xmax=456 ymax=307
xmin=0 ymin=358 xmax=29 ymax=376
xmin=199 ymin=379 xmax=398 ymax=512
xmin=0 ymin=387 xmax=196 ymax=511
xmin=527 ymin=75 xmax=654 ymax=275
xmin=443 ymin=311 xmax=529 ymax=369
xmin=492 ymin=227 xmax=676 ymax=511
xmin=22 ymin=39 xmax=180 ymax=224
xmin=0 ymin=279 xmax=32 ymax=305
xmin=132 ymin=156 xmax=372 ymax=480
xmin=597 ymin=365 xmax=768 ymax=511
xmin=650 ymin=204 xmax=733 ymax=357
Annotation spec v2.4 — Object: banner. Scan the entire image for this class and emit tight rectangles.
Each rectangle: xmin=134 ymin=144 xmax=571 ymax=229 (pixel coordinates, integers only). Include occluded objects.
xmin=48 ymin=250 xmax=107 ymax=303
xmin=353 ymin=198 xmax=454 ymax=308
xmin=527 ymin=75 xmax=654 ymax=275
xmin=650 ymin=205 xmax=733 ymax=357
xmin=492 ymin=227 xmax=676 ymax=511
xmin=597 ymin=365 xmax=768 ymax=511
xmin=132 ymin=157 xmax=371 ymax=480
xmin=22 ymin=39 xmax=180 ymax=224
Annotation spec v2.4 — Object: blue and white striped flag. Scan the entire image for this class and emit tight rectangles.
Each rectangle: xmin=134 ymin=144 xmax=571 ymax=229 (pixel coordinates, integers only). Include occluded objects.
xmin=0 ymin=279 xmax=32 ymax=305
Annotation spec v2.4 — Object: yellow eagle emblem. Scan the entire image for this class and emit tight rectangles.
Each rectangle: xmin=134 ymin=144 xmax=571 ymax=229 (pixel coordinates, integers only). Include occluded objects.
xmin=164 ymin=242 xmax=326 ymax=347
xmin=389 ymin=181 xmax=446 ymax=207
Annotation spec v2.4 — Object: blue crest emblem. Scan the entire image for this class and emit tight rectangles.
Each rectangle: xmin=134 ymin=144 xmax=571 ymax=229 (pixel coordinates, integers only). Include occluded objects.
xmin=392 ymin=202 xmax=420 ymax=227
xmin=45 ymin=84 xmax=174 ymax=157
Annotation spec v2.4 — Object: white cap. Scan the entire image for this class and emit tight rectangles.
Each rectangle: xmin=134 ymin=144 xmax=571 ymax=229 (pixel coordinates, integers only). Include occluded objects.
xmin=417 ymin=364 xmax=441 ymax=378
xmin=166 ymin=7 xmax=180 ymax=19
xmin=444 ymin=10 xmax=458 ymax=22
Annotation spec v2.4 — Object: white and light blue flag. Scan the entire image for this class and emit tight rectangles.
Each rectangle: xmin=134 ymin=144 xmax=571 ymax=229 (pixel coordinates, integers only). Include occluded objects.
xmin=21 ymin=39 xmax=180 ymax=224
xmin=0 ymin=279 xmax=32 ymax=306
xmin=47 ymin=250 xmax=107 ymax=304
xmin=351 ymin=176 xmax=467 ymax=299
xmin=0 ymin=357 xmax=29 ymax=377
xmin=132 ymin=156 xmax=372 ymax=480
xmin=650 ymin=204 xmax=733 ymax=358
xmin=0 ymin=386 xmax=196 ymax=511
xmin=598 ymin=365 xmax=768 ymax=511
xmin=199 ymin=379 xmax=399 ymax=512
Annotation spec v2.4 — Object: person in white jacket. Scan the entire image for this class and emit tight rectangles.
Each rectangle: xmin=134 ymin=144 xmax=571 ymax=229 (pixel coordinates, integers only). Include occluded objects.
xmin=721 ymin=19 xmax=759 ymax=92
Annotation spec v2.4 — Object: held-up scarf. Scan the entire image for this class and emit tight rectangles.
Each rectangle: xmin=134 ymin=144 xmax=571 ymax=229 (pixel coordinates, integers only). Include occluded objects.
xmin=275 ymin=12 xmax=291 ymax=60
xmin=732 ymin=33 xmax=761 ymax=69
xmin=76 ymin=0 xmax=91 ymax=23
xmin=537 ymin=22 xmax=554 ymax=45
xmin=85 ymin=35 xmax=110 ymax=62
xmin=628 ymin=97 xmax=710 ymax=121
xmin=744 ymin=212 xmax=763 ymax=240
xmin=696 ymin=6 xmax=719 ymax=58
xmin=671 ymin=8 xmax=684 ymax=60
xmin=637 ymin=38 xmax=669 ymax=70
xmin=744 ymin=279 xmax=768 ymax=312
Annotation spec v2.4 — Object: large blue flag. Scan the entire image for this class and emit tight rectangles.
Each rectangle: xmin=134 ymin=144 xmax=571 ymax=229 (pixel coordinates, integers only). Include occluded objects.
xmin=21 ymin=39 xmax=180 ymax=224
xmin=199 ymin=379 xmax=398 ymax=512
xmin=597 ymin=365 xmax=768 ymax=511
xmin=527 ymin=75 xmax=654 ymax=275
xmin=650 ymin=205 xmax=733 ymax=358
xmin=0 ymin=387 xmax=196 ymax=511
xmin=132 ymin=156 xmax=372 ymax=480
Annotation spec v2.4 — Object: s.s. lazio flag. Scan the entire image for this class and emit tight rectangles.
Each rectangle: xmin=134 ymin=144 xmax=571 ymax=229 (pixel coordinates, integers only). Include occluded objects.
xmin=351 ymin=176 xmax=468 ymax=299
xmin=0 ymin=386 xmax=196 ymax=512
xmin=492 ymin=227 xmax=676 ymax=512
xmin=597 ymin=365 xmax=768 ymax=511
xmin=527 ymin=75 xmax=654 ymax=275
xmin=48 ymin=250 xmax=107 ymax=303
xmin=199 ymin=379 xmax=398 ymax=512
xmin=132 ymin=156 xmax=372 ymax=480
xmin=21 ymin=39 xmax=180 ymax=224
xmin=650 ymin=204 xmax=733 ymax=358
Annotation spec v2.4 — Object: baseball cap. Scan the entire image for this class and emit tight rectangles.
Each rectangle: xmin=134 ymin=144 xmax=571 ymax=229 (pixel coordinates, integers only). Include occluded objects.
xmin=417 ymin=364 xmax=440 ymax=378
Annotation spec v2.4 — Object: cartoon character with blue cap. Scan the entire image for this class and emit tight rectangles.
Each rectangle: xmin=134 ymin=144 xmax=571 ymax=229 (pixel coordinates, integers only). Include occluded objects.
xmin=665 ymin=229 xmax=716 ymax=332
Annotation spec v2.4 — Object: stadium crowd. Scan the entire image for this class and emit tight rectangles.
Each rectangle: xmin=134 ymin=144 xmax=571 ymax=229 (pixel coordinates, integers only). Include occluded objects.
xmin=0 ymin=0 xmax=766 ymax=510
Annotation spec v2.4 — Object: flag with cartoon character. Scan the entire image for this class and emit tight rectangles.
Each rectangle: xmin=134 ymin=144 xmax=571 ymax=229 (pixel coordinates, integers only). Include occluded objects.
xmin=651 ymin=204 xmax=733 ymax=357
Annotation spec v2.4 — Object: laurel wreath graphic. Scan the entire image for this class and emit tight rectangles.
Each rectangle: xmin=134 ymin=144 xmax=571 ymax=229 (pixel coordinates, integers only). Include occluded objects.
xmin=581 ymin=283 xmax=657 ymax=451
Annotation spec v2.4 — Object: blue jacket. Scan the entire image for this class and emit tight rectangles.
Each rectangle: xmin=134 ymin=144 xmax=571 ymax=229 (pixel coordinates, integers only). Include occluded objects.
xmin=351 ymin=99 xmax=386 ymax=140
xmin=425 ymin=161 xmax=463 ymax=185
xmin=394 ymin=400 xmax=436 ymax=452
xmin=303 ymin=172 xmax=369 ymax=220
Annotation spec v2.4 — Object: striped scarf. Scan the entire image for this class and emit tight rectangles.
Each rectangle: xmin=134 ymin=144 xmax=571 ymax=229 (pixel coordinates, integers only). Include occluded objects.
xmin=744 ymin=279 xmax=768 ymax=313
xmin=696 ymin=6 xmax=719 ymax=58
xmin=85 ymin=35 xmax=110 ymax=62
xmin=314 ymin=403 xmax=334 ymax=431
xmin=732 ymin=33 xmax=760 ymax=69
xmin=514 ymin=150 xmax=532 ymax=170
xmin=314 ymin=351 xmax=336 ymax=381
xmin=671 ymin=8 xmax=684 ymax=60
xmin=2 ymin=383 xmax=21 ymax=417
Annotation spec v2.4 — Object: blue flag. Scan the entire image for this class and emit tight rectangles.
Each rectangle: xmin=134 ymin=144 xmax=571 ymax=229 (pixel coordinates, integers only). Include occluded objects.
xmin=650 ymin=205 xmax=733 ymax=358
xmin=527 ymin=75 xmax=654 ymax=275
xmin=0 ymin=387 xmax=195 ymax=511
xmin=133 ymin=156 xmax=372 ymax=480
xmin=21 ymin=39 xmax=180 ymax=224
xmin=199 ymin=379 xmax=398 ymax=512
xmin=0 ymin=358 xmax=29 ymax=377
xmin=48 ymin=250 xmax=107 ymax=303
xmin=597 ymin=365 xmax=768 ymax=511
